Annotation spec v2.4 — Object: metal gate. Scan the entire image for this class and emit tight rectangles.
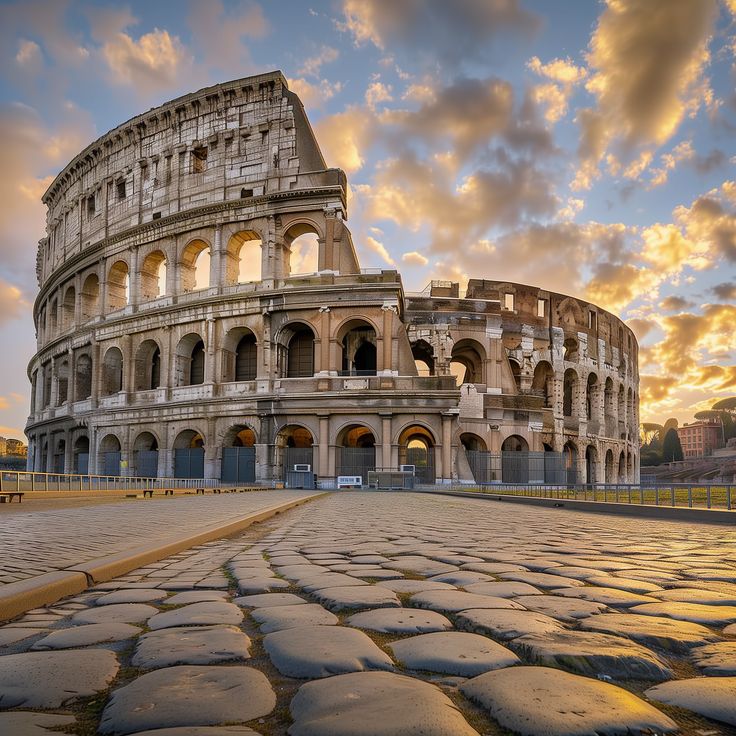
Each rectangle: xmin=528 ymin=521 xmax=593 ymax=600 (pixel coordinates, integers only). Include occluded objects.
xmin=103 ymin=451 xmax=121 ymax=476
xmin=336 ymin=447 xmax=376 ymax=480
xmin=222 ymin=447 xmax=256 ymax=483
xmin=406 ymin=447 xmax=435 ymax=484
xmin=136 ymin=450 xmax=159 ymax=477
xmin=282 ymin=447 xmax=313 ymax=480
xmin=76 ymin=453 xmax=89 ymax=474
xmin=467 ymin=450 xmax=576 ymax=485
xmin=466 ymin=450 xmax=499 ymax=483
xmin=174 ymin=448 xmax=204 ymax=478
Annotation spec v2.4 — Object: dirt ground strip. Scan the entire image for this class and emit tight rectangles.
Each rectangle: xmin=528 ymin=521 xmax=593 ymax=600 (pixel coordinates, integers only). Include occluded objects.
xmin=2 ymin=491 xmax=736 ymax=735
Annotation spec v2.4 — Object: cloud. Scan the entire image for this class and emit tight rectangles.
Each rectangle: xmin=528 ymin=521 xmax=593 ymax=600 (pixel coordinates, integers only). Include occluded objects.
xmin=527 ymin=56 xmax=587 ymax=123
xmin=626 ymin=318 xmax=656 ymax=342
xmin=712 ymin=282 xmax=736 ymax=300
xmin=298 ymin=45 xmax=339 ymax=77
xmin=365 ymin=80 xmax=393 ymax=110
xmin=576 ymin=0 xmax=719 ymax=188
xmin=402 ymin=251 xmax=429 ymax=266
xmin=0 ymin=279 xmax=29 ymax=325
xmin=660 ymin=295 xmax=694 ymax=311
xmin=314 ymin=107 xmax=376 ymax=172
xmin=339 ymin=0 xmax=539 ymax=68
xmin=288 ymin=77 xmax=343 ymax=109
xmin=362 ymin=235 xmax=396 ymax=266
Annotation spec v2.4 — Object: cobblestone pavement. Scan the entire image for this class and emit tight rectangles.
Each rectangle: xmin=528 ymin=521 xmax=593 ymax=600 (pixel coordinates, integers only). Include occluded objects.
xmin=2 ymin=491 xmax=736 ymax=735
xmin=0 ymin=490 xmax=315 ymax=585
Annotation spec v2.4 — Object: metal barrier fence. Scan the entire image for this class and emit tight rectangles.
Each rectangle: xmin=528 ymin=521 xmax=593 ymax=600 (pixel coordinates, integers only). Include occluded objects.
xmin=0 ymin=471 xmax=222 ymax=493
xmin=455 ymin=483 xmax=736 ymax=511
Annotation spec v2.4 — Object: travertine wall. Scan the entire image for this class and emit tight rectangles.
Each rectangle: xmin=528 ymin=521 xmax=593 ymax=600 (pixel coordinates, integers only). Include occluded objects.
xmin=26 ymin=72 xmax=638 ymax=485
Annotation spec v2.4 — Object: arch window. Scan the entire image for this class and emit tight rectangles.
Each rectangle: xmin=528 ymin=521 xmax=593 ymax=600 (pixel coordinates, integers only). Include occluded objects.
xmin=398 ymin=425 xmax=435 ymax=484
xmin=173 ymin=430 xmax=205 ymax=478
xmin=75 ymin=354 xmax=92 ymax=400
xmin=508 ymin=358 xmax=522 ymax=394
xmin=563 ymin=369 xmax=577 ymax=417
xmin=62 ymin=287 xmax=75 ymax=330
xmin=107 ymin=261 xmax=130 ymax=312
xmin=48 ymin=299 xmax=58 ymax=336
xmin=135 ymin=340 xmax=162 ymax=391
xmin=73 ymin=436 xmax=89 ymax=474
xmin=275 ymin=425 xmax=314 ymax=482
xmin=81 ymin=274 xmax=100 ymax=321
xmin=586 ymin=373 xmax=597 ymax=420
xmin=191 ymin=341 xmax=205 ymax=385
xmin=585 ymin=445 xmax=598 ymax=485
xmin=532 ymin=361 xmax=553 ymax=407
xmin=99 ymin=434 xmax=122 ymax=476
xmin=226 ymin=231 xmax=262 ymax=284
xmin=336 ymin=424 xmax=376 ymax=478
xmin=411 ymin=340 xmax=434 ymax=376
xmin=140 ymin=250 xmax=167 ymax=300
xmin=56 ymin=360 xmax=70 ymax=405
xmin=563 ymin=337 xmax=578 ymax=361
xmin=102 ymin=347 xmax=123 ymax=395
xmin=340 ymin=321 xmax=377 ymax=376
xmin=235 ymin=334 xmax=257 ymax=381
xmin=285 ymin=223 xmax=319 ymax=276
xmin=133 ymin=432 xmax=159 ymax=477
xmin=181 ymin=240 xmax=211 ymax=291
xmin=175 ymin=334 xmax=206 ymax=386
xmin=286 ymin=327 xmax=315 ymax=378
xmin=450 ymin=340 xmax=485 ymax=386
xmin=222 ymin=425 xmax=257 ymax=483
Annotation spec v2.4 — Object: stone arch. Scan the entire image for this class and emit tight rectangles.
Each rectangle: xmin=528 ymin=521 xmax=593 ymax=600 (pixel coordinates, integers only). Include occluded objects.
xmin=175 ymin=333 xmax=205 ymax=386
xmin=501 ymin=434 xmax=529 ymax=483
xmin=558 ymin=297 xmax=585 ymax=329
xmin=73 ymin=435 xmax=89 ymax=474
xmin=62 ymin=285 xmax=76 ymax=330
xmin=604 ymin=448 xmax=614 ymax=483
xmin=336 ymin=318 xmax=378 ymax=376
xmin=604 ymin=377 xmax=614 ymax=434
xmin=284 ymin=221 xmax=321 ymax=276
xmin=222 ymin=327 xmax=258 ymax=382
xmin=134 ymin=339 xmax=162 ymax=391
xmin=56 ymin=359 xmax=70 ymax=405
xmin=451 ymin=339 xmax=486 ymax=385
xmin=75 ymin=353 xmax=93 ymax=400
xmin=398 ymin=424 xmax=436 ymax=484
xmin=173 ymin=428 xmax=205 ymax=479
xmin=618 ymin=450 xmax=626 ymax=483
xmin=563 ymin=368 xmax=577 ymax=417
xmin=223 ymin=424 xmax=257 ymax=447
xmin=221 ymin=424 xmax=257 ymax=483
xmin=460 ymin=433 xmax=487 ymax=452
xmin=132 ymin=430 xmax=159 ymax=477
xmin=411 ymin=340 xmax=435 ymax=376
xmin=532 ymin=360 xmax=554 ymax=407
xmin=502 ymin=434 xmax=529 ymax=452
xmin=48 ymin=297 xmax=58 ymax=336
xmin=140 ymin=250 xmax=167 ymax=300
xmin=337 ymin=424 xmax=376 ymax=448
xmin=81 ymin=273 xmax=100 ymax=321
xmin=107 ymin=261 xmax=129 ymax=312
xmin=275 ymin=424 xmax=314 ymax=481
xmin=564 ymin=440 xmax=578 ymax=483
xmin=336 ymin=423 xmax=377 ymax=479
xmin=226 ymin=230 xmax=263 ymax=284
xmin=102 ymin=347 xmax=123 ymax=395
xmin=277 ymin=322 xmax=316 ymax=378
xmin=98 ymin=433 xmax=122 ymax=475
xmin=586 ymin=372 xmax=598 ymax=420
xmin=563 ymin=337 xmax=578 ymax=362
xmin=180 ymin=238 xmax=211 ymax=292
xmin=508 ymin=357 xmax=522 ymax=393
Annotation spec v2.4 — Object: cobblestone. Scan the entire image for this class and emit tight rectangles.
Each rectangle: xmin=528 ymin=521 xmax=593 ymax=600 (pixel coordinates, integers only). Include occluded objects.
xmin=2 ymin=491 xmax=736 ymax=734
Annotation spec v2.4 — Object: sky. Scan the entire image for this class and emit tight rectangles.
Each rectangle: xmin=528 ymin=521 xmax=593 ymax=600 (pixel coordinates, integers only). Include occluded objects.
xmin=0 ymin=0 xmax=735 ymax=441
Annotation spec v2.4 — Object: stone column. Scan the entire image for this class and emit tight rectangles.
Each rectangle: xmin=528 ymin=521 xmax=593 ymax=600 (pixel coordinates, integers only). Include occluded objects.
xmin=205 ymin=417 xmax=218 ymax=480
xmin=380 ymin=305 xmax=395 ymax=374
xmin=210 ymin=225 xmax=223 ymax=291
xmin=205 ymin=318 xmax=217 ymax=386
xmin=49 ymin=357 xmax=58 ymax=408
xmin=318 ymin=415 xmax=329 ymax=479
xmin=441 ymin=414 xmax=453 ymax=483
xmin=319 ymin=307 xmax=330 ymax=374
xmin=124 ymin=334 xmax=134 ymax=395
xmin=91 ymin=342 xmax=101 ymax=406
xmin=129 ymin=247 xmax=140 ymax=308
xmin=381 ymin=414 xmax=392 ymax=471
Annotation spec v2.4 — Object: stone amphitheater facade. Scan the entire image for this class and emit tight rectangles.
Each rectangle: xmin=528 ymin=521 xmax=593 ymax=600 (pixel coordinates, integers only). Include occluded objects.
xmin=26 ymin=71 xmax=639 ymax=486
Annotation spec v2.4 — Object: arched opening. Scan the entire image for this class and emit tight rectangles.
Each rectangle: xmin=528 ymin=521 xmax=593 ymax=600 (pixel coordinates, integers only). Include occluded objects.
xmin=501 ymin=434 xmax=529 ymax=483
xmin=38 ymin=306 xmax=46 ymax=344
xmin=140 ymin=250 xmax=167 ymax=300
xmin=81 ymin=274 xmax=100 ymax=321
xmin=604 ymin=378 xmax=614 ymax=436
xmin=604 ymin=448 xmax=614 ymax=483
xmin=627 ymin=451 xmax=633 ymax=481
xmin=107 ymin=261 xmax=130 ymax=312
xmin=411 ymin=340 xmax=435 ymax=376
xmin=56 ymin=360 xmax=70 ymax=405
xmin=73 ymin=436 xmax=89 ymax=474
xmin=398 ymin=425 xmax=435 ymax=484
xmin=226 ymin=230 xmax=262 ymax=284
xmin=563 ymin=337 xmax=578 ymax=361
xmin=133 ymin=432 xmax=159 ymax=477
xmin=283 ymin=325 xmax=315 ymax=378
xmin=53 ymin=436 xmax=65 ymax=474
xmin=275 ymin=425 xmax=314 ymax=482
xmin=75 ymin=354 xmax=92 ymax=400
xmin=102 ymin=347 xmax=123 ymax=395
xmin=618 ymin=451 xmax=626 ymax=483
xmin=461 ymin=433 xmax=491 ymax=483
xmin=585 ymin=445 xmax=598 ymax=485
xmin=508 ymin=358 xmax=522 ymax=394
xmin=173 ymin=429 xmax=205 ymax=478
xmin=285 ymin=224 xmax=319 ymax=276
xmin=563 ymin=441 xmax=578 ymax=484
xmin=235 ymin=334 xmax=257 ymax=381
xmin=134 ymin=340 xmax=162 ymax=391
xmin=627 ymin=388 xmax=634 ymax=424
xmin=181 ymin=239 xmax=211 ymax=292
xmin=563 ymin=368 xmax=577 ymax=417
xmin=48 ymin=299 xmax=58 ymax=336
xmin=99 ymin=434 xmax=122 ymax=476
xmin=586 ymin=373 xmax=597 ymax=421
xmin=618 ymin=385 xmax=626 ymax=437
xmin=222 ymin=425 xmax=257 ymax=483
xmin=532 ymin=361 xmax=554 ymax=407
xmin=450 ymin=340 xmax=485 ymax=385
xmin=62 ymin=286 xmax=75 ymax=330
xmin=339 ymin=320 xmax=377 ymax=376
xmin=40 ymin=437 xmax=48 ymax=472
xmin=42 ymin=363 xmax=52 ymax=408
xmin=336 ymin=424 xmax=376 ymax=479
xmin=175 ymin=334 xmax=206 ymax=386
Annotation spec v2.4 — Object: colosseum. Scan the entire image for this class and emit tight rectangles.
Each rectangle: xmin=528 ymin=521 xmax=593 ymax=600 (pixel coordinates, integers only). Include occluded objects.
xmin=26 ymin=71 xmax=639 ymax=487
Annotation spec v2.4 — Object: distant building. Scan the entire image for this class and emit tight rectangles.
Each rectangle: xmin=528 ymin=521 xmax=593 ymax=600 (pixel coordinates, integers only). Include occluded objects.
xmin=0 ymin=437 xmax=5 ymax=455
xmin=677 ymin=419 xmax=724 ymax=459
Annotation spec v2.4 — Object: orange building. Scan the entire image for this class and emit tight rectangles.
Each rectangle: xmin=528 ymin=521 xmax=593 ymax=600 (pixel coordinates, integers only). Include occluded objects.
xmin=677 ymin=419 xmax=724 ymax=459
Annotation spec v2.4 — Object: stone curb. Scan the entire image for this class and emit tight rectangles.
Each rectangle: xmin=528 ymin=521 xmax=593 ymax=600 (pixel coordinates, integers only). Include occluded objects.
xmin=411 ymin=489 xmax=736 ymax=524
xmin=0 ymin=492 xmax=326 ymax=622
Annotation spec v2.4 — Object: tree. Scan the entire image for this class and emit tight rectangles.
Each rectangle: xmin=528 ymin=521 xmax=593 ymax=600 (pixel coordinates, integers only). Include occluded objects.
xmin=662 ymin=428 xmax=684 ymax=462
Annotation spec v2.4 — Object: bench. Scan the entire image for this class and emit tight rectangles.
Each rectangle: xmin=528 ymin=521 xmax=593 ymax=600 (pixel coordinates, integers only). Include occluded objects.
xmin=0 ymin=492 xmax=25 ymax=503
xmin=142 ymin=489 xmax=175 ymax=498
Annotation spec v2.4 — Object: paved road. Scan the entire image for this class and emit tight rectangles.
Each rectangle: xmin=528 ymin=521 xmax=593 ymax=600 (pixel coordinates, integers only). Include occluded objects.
xmin=0 ymin=490 xmax=315 ymax=585
xmin=2 ymin=492 xmax=736 ymax=735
